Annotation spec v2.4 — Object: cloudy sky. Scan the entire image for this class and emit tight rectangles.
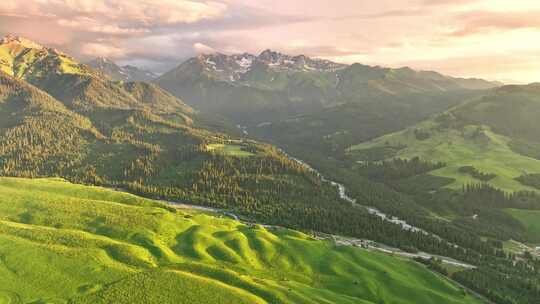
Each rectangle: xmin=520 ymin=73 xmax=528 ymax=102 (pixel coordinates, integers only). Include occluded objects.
xmin=0 ymin=0 xmax=539 ymax=83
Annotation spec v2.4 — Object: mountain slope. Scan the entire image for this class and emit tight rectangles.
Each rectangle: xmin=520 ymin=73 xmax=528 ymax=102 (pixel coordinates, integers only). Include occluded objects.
xmin=0 ymin=35 xmax=188 ymax=114
xmin=157 ymin=50 xmax=500 ymax=161
xmin=0 ymin=68 xmax=317 ymax=208
xmin=0 ymin=35 xmax=94 ymax=80
xmin=155 ymin=51 xmax=350 ymax=125
xmin=121 ymin=81 xmax=194 ymax=116
xmin=156 ymin=50 xmax=498 ymax=127
xmin=87 ymin=57 xmax=158 ymax=82
xmin=0 ymin=177 xmax=482 ymax=304
xmin=337 ymin=64 xmax=497 ymax=98
xmin=348 ymin=116 xmax=540 ymax=192
xmin=453 ymin=83 xmax=540 ymax=156
xmin=0 ymin=71 xmax=101 ymax=176
xmin=348 ymin=84 xmax=540 ymax=192
xmin=344 ymin=84 xmax=540 ymax=278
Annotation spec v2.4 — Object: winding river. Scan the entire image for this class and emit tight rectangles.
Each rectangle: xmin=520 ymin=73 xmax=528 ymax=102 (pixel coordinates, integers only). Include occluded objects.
xmin=278 ymin=148 xmax=428 ymax=234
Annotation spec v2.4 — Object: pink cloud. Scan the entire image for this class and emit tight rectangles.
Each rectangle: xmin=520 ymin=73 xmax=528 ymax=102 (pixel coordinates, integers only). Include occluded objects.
xmin=0 ymin=0 xmax=227 ymax=26
xmin=1 ymin=1 xmax=540 ymax=83
xmin=449 ymin=10 xmax=540 ymax=36
xmin=57 ymin=17 xmax=149 ymax=35
xmin=421 ymin=0 xmax=480 ymax=6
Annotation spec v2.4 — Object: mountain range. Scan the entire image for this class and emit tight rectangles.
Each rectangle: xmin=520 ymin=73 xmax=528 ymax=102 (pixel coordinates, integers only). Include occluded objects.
xmin=0 ymin=35 xmax=384 ymax=252
xmin=86 ymin=57 xmax=158 ymax=82
xmin=155 ymin=50 xmax=500 ymax=158
xmin=2 ymin=35 xmax=540 ymax=304
xmin=156 ymin=50 xmax=498 ymax=125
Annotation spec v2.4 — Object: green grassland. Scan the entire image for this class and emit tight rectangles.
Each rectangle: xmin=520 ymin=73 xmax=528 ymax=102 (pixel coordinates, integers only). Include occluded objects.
xmin=505 ymin=209 xmax=540 ymax=243
xmin=0 ymin=177 xmax=481 ymax=304
xmin=348 ymin=120 xmax=540 ymax=192
xmin=206 ymin=143 xmax=255 ymax=157
xmin=502 ymin=239 xmax=533 ymax=255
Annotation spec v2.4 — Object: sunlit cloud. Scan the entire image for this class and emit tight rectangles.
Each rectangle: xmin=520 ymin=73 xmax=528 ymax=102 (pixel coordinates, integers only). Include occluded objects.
xmin=0 ymin=0 xmax=539 ymax=82
xmin=57 ymin=17 xmax=149 ymax=35
xmin=448 ymin=10 xmax=540 ymax=36
xmin=0 ymin=0 xmax=227 ymax=25
xmin=81 ymin=42 xmax=127 ymax=58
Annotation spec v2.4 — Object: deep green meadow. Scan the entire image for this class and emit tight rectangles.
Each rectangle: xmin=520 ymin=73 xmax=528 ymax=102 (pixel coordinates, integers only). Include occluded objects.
xmin=0 ymin=177 xmax=482 ymax=304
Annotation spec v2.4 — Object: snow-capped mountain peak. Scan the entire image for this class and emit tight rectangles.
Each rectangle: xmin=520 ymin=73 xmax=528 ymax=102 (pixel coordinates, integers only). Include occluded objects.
xmin=190 ymin=50 xmax=346 ymax=82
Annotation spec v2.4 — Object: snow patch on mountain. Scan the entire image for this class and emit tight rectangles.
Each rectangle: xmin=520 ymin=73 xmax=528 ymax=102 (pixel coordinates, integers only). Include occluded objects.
xmin=190 ymin=50 xmax=347 ymax=83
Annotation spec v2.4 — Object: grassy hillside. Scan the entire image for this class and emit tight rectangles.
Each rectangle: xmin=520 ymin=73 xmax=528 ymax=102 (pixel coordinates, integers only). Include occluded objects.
xmin=254 ymin=90 xmax=487 ymax=159
xmin=348 ymin=118 xmax=540 ymax=192
xmin=0 ymin=177 xmax=482 ymax=304
xmin=348 ymin=84 xmax=540 ymax=193
xmin=505 ymin=208 xmax=540 ymax=243
xmin=455 ymin=84 xmax=540 ymax=144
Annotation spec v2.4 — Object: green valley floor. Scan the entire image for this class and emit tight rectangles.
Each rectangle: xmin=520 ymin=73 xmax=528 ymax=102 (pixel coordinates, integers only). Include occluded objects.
xmin=0 ymin=177 xmax=482 ymax=304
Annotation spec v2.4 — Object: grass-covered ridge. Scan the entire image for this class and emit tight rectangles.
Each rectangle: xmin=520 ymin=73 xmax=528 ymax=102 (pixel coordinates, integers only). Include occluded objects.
xmin=0 ymin=177 xmax=481 ymax=304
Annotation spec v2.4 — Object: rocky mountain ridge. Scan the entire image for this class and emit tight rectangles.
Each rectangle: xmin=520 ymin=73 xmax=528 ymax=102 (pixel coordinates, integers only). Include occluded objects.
xmin=86 ymin=57 xmax=158 ymax=82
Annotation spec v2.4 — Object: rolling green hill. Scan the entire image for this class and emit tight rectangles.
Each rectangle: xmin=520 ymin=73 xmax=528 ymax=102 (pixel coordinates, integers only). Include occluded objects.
xmin=348 ymin=118 xmax=540 ymax=192
xmin=0 ymin=177 xmax=482 ymax=304
xmin=505 ymin=208 xmax=540 ymax=243
xmin=348 ymin=84 xmax=540 ymax=192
